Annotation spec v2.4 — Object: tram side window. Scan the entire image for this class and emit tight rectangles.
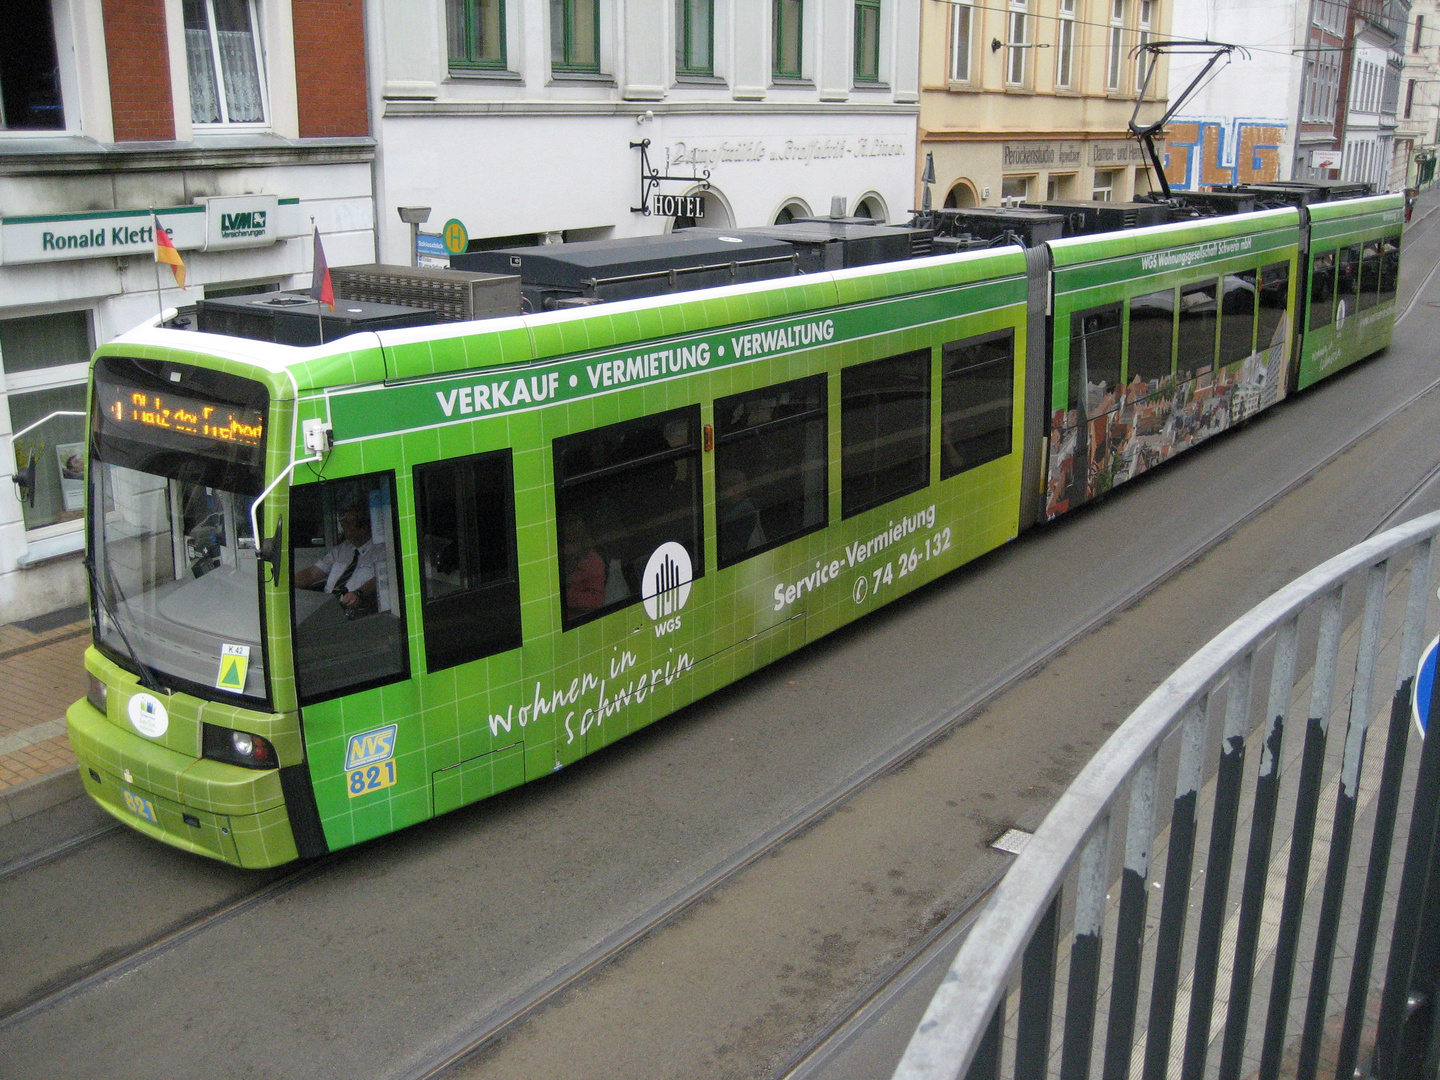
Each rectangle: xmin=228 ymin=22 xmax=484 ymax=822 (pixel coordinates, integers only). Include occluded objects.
xmin=1126 ymin=290 xmax=1175 ymax=393
xmin=1309 ymin=250 xmax=1336 ymax=331
xmin=414 ymin=450 xmax=522 ymax=673
xmin=1219 ymin=269 xmax=1257 ymax=366
xmin=1176 ymin=281 xmax=1218 ymax=383
xmin=714 ymin=375 xmax=828 ymax=568
xmin=940 ymin=328 xmax=1013 ymax=480
xmin=1338 ymin=244 xmax=1362 ymax=314
xmin=1256 ymin=261 xmax=1291 ymax=353
xmin=1358 ymin=240 xmax=1382 ymax=311
xmin=1379 ymin=236 xmax=1401 ymax=306
xmin=841 ymin=349 xmax=932 ymax=519
xmin=1069 ymin=303 xmax=1122 ymax=420
xmin=554 ymin=405 xmax=703 ymax=628
xmin=291 ymin=472 xmax=408 ymax=704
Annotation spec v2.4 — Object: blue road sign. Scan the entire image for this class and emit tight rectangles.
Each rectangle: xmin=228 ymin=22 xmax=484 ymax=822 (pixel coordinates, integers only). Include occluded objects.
xmin=1415 ymin=635 xmax=1438 ymax=737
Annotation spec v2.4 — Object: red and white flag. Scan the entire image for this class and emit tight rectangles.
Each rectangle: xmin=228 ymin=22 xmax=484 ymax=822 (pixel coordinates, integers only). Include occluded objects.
xmin=309 ymin=226 xmax=334 ymax=311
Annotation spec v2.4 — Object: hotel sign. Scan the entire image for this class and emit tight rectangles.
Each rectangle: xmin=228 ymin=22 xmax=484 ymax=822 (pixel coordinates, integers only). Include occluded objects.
xmin=0 ymin=196 xmax=300 ymax=265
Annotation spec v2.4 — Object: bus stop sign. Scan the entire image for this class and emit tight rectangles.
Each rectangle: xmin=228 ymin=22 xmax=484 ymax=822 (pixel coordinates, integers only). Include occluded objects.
xmin=1415 ymin=635 xmax=1439 ymax=737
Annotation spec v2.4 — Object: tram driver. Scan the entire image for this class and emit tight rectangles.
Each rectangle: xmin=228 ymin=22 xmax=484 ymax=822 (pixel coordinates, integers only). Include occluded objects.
xmin=294 ymin=505 xmax=380 ymax=618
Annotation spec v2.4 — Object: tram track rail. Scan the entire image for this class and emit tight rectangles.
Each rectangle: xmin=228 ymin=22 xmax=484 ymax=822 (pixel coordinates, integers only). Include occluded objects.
xmin=7 ymin=232 xmax=1440 ymax=1075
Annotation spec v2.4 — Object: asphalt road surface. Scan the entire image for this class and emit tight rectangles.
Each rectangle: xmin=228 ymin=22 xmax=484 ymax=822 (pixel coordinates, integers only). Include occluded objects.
xmin=4 ymin=217 xmax=1440 ymax=1079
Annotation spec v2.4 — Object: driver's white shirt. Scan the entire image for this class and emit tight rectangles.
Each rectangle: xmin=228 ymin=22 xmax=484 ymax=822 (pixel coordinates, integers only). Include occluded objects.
xmin=311 ymin=538 xmax=380 ymax=595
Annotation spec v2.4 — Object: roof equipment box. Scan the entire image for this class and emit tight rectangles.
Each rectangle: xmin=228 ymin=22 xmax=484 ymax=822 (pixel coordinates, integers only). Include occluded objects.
xmin=328 ymin=264 xmax=521 ymax=322
xmin=1021 ymin=199 xmax=1171 ymax=236
xmin=195 ymin=291 xmax=437 ymax=345
xmin=451 ymin=232 xmax=798 ymax=310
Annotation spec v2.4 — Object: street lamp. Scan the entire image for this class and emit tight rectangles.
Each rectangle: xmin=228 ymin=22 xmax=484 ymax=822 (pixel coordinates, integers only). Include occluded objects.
xmin=397 ymin=206 xmax=431 ymax=268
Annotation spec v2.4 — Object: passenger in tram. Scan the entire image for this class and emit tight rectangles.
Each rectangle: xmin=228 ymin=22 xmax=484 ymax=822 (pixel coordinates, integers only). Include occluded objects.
xmin=562 ymin=515 xmax=608 ymax=614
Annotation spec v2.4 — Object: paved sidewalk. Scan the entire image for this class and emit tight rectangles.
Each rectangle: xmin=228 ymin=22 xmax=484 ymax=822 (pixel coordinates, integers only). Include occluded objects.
xmin=0 ymin=604 xmax=89 ymax=823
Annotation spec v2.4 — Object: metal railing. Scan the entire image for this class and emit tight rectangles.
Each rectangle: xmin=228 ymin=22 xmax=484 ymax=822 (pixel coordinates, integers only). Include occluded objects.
xmin=894 ymin=507 xmax=1440 ymax=1080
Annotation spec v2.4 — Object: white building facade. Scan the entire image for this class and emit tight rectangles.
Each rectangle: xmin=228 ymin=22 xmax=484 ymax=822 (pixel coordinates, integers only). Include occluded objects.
xmin=0 ymin=0 xmax=376 ymax=622
xmin=367 ymin=0 xmax=922 ymax=263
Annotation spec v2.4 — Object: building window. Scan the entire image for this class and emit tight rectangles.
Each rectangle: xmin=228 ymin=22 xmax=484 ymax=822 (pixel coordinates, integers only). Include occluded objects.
xmin=1055 ymin=0 xmax=1075 ymax=89
xmin=1107 ymin=0 xmax=1125 ymax=92
xmin=1416 ymin=14 xmax=1425 ymax=53
xmin=1001 ymin=175 xmax=1031 ymax=205
xmin=1 ymin=0 xmax=63 ymax=130
xmin=676 ymin=0 xmax=713 ymax=76
xmin=855 ymin=0 xmax=881 ymax=83
xmin=1407 ymin=78 xmax=1416 ymax=119
xmin=184 ymin=0 xmax=267 ymax=125
xmin=774 ymin=0 xmax=803 ymax=78
xmin=950 ymin=0 xmax=973 ymax=82
xmin=1092 ymin=169 xmax=1117 ymax=200
xmin=3 ymin=311 xmax=92 ymax=533
xmin=1006 ymin=0 xmax=1028 ymax=86
xmin=1136 ymin=0 xmax=1153 ymax=92
xmin=551 ymin=0 xmax=600 ymax=72
xmin=448 ymin=0 xmax=507 ymax=70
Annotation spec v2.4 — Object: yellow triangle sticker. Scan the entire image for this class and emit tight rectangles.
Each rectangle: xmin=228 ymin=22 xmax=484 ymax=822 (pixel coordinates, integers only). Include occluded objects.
xmin=216 ymin=644 xmax=250 ymax=692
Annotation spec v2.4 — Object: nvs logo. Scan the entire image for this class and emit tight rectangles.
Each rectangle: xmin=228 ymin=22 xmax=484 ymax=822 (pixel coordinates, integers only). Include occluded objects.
xmin=220 ymin=210 xmax=267 ymax=239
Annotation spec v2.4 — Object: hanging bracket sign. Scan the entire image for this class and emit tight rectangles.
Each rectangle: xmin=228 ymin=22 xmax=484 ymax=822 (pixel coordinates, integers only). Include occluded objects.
xmin=630 ymin=138 xmax=710 ymax=217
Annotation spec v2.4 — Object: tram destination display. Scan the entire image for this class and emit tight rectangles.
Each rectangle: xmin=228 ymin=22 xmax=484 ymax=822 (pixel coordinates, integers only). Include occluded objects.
xmin=97 ymin=382 xmax=265 ymax=450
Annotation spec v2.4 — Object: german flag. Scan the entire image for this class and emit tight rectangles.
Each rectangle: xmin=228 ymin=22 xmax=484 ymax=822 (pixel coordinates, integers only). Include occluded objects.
xmin=153 ymin=215 xmax=186 ymax=289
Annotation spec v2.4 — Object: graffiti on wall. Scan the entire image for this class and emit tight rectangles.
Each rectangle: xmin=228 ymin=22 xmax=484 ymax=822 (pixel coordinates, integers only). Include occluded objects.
xmin=1162 ymin=119 xmax=1287 ymax=189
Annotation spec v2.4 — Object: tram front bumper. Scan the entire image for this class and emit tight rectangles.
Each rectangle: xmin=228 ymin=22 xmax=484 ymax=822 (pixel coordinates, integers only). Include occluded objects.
xmin=66 ymin=699 xmax=299 ymax=868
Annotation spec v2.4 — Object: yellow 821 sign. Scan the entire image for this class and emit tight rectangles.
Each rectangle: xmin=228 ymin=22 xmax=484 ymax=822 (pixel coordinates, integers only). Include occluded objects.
xmin=442 ymin=218 xmax=469 ymax=255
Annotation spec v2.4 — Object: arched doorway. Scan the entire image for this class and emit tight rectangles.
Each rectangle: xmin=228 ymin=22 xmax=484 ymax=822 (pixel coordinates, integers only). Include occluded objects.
xmin=853 ymin=192 xmax=887 ymax=222
xmin=944 ymin=180 xmax=979 ymax=208
xmin=773 ymin=198 xmax=812 ymax=224
xmin=671 ymin=186 xmax=733 ymax=230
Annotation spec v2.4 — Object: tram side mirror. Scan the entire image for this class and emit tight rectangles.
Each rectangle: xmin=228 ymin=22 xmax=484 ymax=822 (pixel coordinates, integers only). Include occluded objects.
xmin=253 ymin=518 xmax=284 ymax=584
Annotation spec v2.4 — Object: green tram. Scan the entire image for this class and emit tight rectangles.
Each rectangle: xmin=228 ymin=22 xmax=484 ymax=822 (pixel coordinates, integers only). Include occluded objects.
xmin=67 ymin=192 xmax=1402 ymax=867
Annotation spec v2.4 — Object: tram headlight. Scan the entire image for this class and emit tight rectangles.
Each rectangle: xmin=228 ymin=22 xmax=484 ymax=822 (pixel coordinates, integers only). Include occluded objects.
xmin=202 ymin=723 xmax=278 ymax=769
xmin=87 ymin=673 xmax=108 ymax=716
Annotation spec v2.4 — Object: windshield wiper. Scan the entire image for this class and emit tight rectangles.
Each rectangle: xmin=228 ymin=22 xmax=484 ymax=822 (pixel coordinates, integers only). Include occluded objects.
xmin=84 ymin=555 xmax=167 ymax=694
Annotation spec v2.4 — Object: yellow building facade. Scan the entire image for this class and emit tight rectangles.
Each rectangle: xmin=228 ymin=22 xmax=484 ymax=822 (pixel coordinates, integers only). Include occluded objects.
xmin=919 ymin=0 xmax=1172 ymax=209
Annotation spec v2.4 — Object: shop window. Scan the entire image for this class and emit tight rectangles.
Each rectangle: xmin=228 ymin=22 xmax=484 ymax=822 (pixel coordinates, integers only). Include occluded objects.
xmin=1001 ymin=176 xmax=1031 ymax=206
xmin=449 ymin=0 xmax=507 ymax=71
xmin=714 ymin=376 xmax=828 ymax=567
xmin=1069 ymin=304 xmax=1123 ymax=418
xmin=940 ymin=329 xmax=1013 ymax=478
xmin=184 ymin=0 xmax=267 ymax=125
xmin=1309 ymin=249 xmax=1336 ymax=330
xmin=1091 ymin=170 xmax=1117 ymax=201
xmin=1219 ymin=269 xmax=1257 ymax=364
xmin=291 ymin=473 xmax=409 ymax=704
xmin=414 ymin=450 xmax=522 ymax=673
xmin=854 ymin=0 xmax=880 ymax=83
xmin=0 ymin=0 xmax=63 ymax=130
xmin=676 ymin=0 xmax=714 ymax=76
xmin=3 ymin=310 xmax=93 ymax=532
xmin=553 ymin=406 xmax=702 ymax=628
xmin=774 ymin=0 xmax=803 ymax=78
xmin=774 ymin=200 xmax=810 ymax=224
xmin=552 ymin=0 xmax=600 ymax=72
xmin=841 ymin=350 xmax=931 ymax=518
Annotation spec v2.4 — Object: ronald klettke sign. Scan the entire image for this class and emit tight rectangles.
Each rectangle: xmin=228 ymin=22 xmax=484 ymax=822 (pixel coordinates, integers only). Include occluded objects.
xmin=0 ymin=196 xmax=302 ymax=265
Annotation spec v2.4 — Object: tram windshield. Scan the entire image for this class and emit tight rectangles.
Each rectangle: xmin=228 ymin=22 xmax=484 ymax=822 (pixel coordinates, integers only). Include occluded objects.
xmin=88 ymin=356 xmax=270 ymax=703
xmin=90 ymin=464 xmax=266 ymax=701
